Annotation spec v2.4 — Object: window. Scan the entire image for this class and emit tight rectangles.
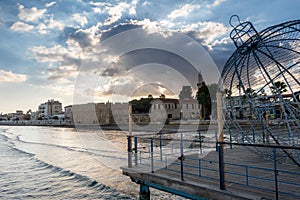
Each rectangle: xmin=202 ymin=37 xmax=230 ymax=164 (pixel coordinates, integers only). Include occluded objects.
xmin=186 ymin=104 xmax=188 ymax=109
xmin=175 ymin=103 xmax=177 ymax=109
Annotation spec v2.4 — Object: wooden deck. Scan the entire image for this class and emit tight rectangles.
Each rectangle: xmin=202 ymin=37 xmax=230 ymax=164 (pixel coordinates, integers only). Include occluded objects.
xmin=122 ymin=146 xmax=300 ymax=200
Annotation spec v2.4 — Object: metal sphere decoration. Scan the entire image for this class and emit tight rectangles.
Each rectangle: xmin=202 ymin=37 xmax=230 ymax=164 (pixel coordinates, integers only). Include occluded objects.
xmin=221 ymin=15 xmax=300 ymax=165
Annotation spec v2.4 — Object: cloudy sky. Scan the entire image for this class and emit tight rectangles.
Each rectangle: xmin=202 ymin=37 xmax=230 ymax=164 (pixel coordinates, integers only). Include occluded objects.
xmin=0 ymin=0 xmax=299 ymax=113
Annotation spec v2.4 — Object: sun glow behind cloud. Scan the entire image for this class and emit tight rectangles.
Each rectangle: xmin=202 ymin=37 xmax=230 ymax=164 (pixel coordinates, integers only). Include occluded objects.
xmin=0 ymin=0 xmax=299 ymax=112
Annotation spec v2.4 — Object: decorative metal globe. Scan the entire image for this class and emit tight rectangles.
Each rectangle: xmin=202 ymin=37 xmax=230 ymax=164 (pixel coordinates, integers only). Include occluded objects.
xmin=221 ymin=15 xmax=300 ymax=165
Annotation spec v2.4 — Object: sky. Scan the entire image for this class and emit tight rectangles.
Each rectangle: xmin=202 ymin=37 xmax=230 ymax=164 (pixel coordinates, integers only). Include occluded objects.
xmin=0 ymin=0 xmax=299 ymax=113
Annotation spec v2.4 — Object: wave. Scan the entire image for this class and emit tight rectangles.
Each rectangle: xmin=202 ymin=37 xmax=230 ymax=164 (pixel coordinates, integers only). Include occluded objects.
xmin=0 ymin=129 xmax=134 ymax=199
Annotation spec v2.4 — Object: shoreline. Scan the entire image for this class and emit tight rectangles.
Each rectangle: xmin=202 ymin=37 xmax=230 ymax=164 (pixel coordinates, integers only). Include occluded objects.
xmin=0 ymin=122 xmax=214 ymax=133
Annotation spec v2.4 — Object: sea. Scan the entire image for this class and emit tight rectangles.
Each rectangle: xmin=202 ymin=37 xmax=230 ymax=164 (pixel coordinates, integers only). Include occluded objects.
xmin=0 ymin=126 xmax=181 ymax=199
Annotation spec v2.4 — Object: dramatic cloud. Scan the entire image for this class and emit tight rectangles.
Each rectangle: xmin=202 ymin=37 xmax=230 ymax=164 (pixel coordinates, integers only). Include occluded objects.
xmin=10 ymin=21 xmax=34 ymax=32
xmin=1 ymin=0 xmax=298 ymax=113
xmin=181 ymin=21 xmax=230 ymax=50
xmin=168 ymin=4 xmax=201 ymax=19
xmin=71 ymin=13 xmax=88 ymax=27
xmin=69 ymin=27 xmax=100 ymax=49
xmin=31 ymin=45 xmax=70 ymax=62
xmin=18 ymin=4 xmax=46 ymax=22
xmin=104 ymin=2 xmax=130 ymax=25
xmin=45 ymin=15 xmax=65 ymax=30
xmin=103 ymin=1 xmax=138 ymax=26
xmin=0 ymin=69 xmax=27 ymax=82
xmin=47 ymin=65 xmax=78 ymax=80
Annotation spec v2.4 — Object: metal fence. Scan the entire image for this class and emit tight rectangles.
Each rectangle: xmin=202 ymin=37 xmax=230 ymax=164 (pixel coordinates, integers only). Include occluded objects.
xmin=127 ymin=131 xmax=300 ymax=200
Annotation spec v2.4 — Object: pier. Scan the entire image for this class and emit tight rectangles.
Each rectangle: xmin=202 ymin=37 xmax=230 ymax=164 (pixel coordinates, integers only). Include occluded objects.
xmin=121 ymin=131 xmax=300 ymax=200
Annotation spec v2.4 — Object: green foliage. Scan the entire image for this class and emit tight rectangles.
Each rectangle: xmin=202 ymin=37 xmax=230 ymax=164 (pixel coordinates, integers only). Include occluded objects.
xmin=196 ymin=82 xmax=211 ymax=119
xmin=130 ymin=97 xmax=153 ymax=114
xmin=224 ymin=88 xmax=232 ymax=97
xmin=270 ymin=81 xmax=287 ymax=94
xmin=244 ymin=88 xmax=257 ymax=98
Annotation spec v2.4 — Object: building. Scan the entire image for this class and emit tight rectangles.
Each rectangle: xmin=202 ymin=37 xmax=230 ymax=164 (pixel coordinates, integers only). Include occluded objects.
xmin=71 ymin=102 xmax=129 ymax=125
xmin=64 ymin=105 xmax=73 ymax=123
xmin=150 ymin=98 xmax=180 ymax=122
xmin=179 ymin=99 xmax=201 ymax=120
xmin=38 ymin=99 xmax=62 ymax=118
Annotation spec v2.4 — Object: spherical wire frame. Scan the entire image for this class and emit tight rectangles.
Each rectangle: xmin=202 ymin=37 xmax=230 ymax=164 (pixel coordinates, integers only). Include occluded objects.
xmin=221 ymin=16 xmax=300 ymax=165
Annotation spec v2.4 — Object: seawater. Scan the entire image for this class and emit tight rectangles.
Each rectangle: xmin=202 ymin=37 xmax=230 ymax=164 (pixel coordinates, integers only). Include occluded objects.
xmin=0 ymin=126 xmax=180 ymax=199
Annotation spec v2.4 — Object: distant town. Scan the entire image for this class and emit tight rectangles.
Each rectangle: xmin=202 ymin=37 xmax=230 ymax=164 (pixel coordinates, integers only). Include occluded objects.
xmin=0 ymin=74 xmax=219 ymax=126
xmin=0 ymin=90 xmax=205 ymax=126
xmin=1 ymin=73 xmax=298 ymax=127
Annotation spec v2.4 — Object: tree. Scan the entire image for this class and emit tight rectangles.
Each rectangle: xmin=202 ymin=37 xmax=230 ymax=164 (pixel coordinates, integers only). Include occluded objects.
xmin=236 ymin=83 xmax=242 ymax=96
xmin=270 ymin=81 xmax=288 ymax=120
xmin=159 ymin=94 xmax=165 ymax=99
xmin=196 ymin=82 xmax=211 ymax=119
xmin=179 ymin=86 xmax=193 ymax=100
xmin=245 ymin=88 xmax=257 ymax=98
xmin=270 ymin=81 xmax=287 ymax=94
xmin=224 ymin=88 xmax=232 ymax=98
xmin=129 ymin=97 xmax=153 ymax=114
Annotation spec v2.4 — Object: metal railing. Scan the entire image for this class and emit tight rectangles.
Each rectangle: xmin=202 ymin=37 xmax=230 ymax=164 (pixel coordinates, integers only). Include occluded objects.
xmin=127 ymin=131 xmax=300 ymax=200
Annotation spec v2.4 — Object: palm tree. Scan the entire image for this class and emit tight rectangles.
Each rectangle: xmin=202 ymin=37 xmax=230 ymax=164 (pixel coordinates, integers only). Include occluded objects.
xmin=270 ymin=81 xmax=287 ymax=120
xmin=236 ymin=83 xmax=242 ymax=96
xmin=270 ymin=81 xmax=287 ymax=94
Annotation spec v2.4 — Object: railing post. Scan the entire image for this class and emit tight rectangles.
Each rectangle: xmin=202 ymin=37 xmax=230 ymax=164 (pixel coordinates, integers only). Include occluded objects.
xmin=134 ymin=137 xmax=138 ymax=166
xmin=262 ymin=122 xmax=265 ymax=143
xmin=245 ymin=165 xmax=249 ymax=186
xmin=128 ymin=136 xmax=132 ymax=168
xmin=180 ymin=132 xmax=184 ymax=181
xmin=218 ymin=143 xmax=226 ymax=190
xmin=215 ymin=130 xmax=218 ymax=151
xmin=198 ymin=130 xmax=202 ymax=154
xmin=159 ymin=134 xmax=162 ymax=161
xmin=139 ymin=184 xmax=150 ymax=200
xmin=128 ymin=104 xmax=133 ymax=168
xmin=151 ymin=138 xmax=154 ymax=173
xmin=199 ymin=159 xmax=202 ymax=177
xmin=165 ymin=155 xmax=168 ymax=169
xmin=273 ymin=148 xmax=279 ymax=200
xmin=139 ymin=151 xmax=142 ymax=164
xmin=229 ymin=129 xmax=233 ymax=149
xmin=252 ymin=128 xmax=255 ymax=143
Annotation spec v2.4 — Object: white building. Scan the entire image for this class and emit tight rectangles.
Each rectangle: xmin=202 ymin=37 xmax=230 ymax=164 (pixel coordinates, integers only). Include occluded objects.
xmin=179 ymin=99 xmax=201 ymax=120
xmin=150 ymin=98 xmax=180 ymax=122
xmin=38 ymin=99 xmax=62 ymax=118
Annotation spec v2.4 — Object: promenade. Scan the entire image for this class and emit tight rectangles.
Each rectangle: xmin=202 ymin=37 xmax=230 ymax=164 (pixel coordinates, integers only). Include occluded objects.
xmin=122 ymin=132 xmax=300 ymax=200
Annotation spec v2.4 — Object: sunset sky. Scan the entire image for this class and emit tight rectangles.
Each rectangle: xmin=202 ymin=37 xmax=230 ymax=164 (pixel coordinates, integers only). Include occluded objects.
xmin=0 ymin=0 xmax=299 ymax=113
